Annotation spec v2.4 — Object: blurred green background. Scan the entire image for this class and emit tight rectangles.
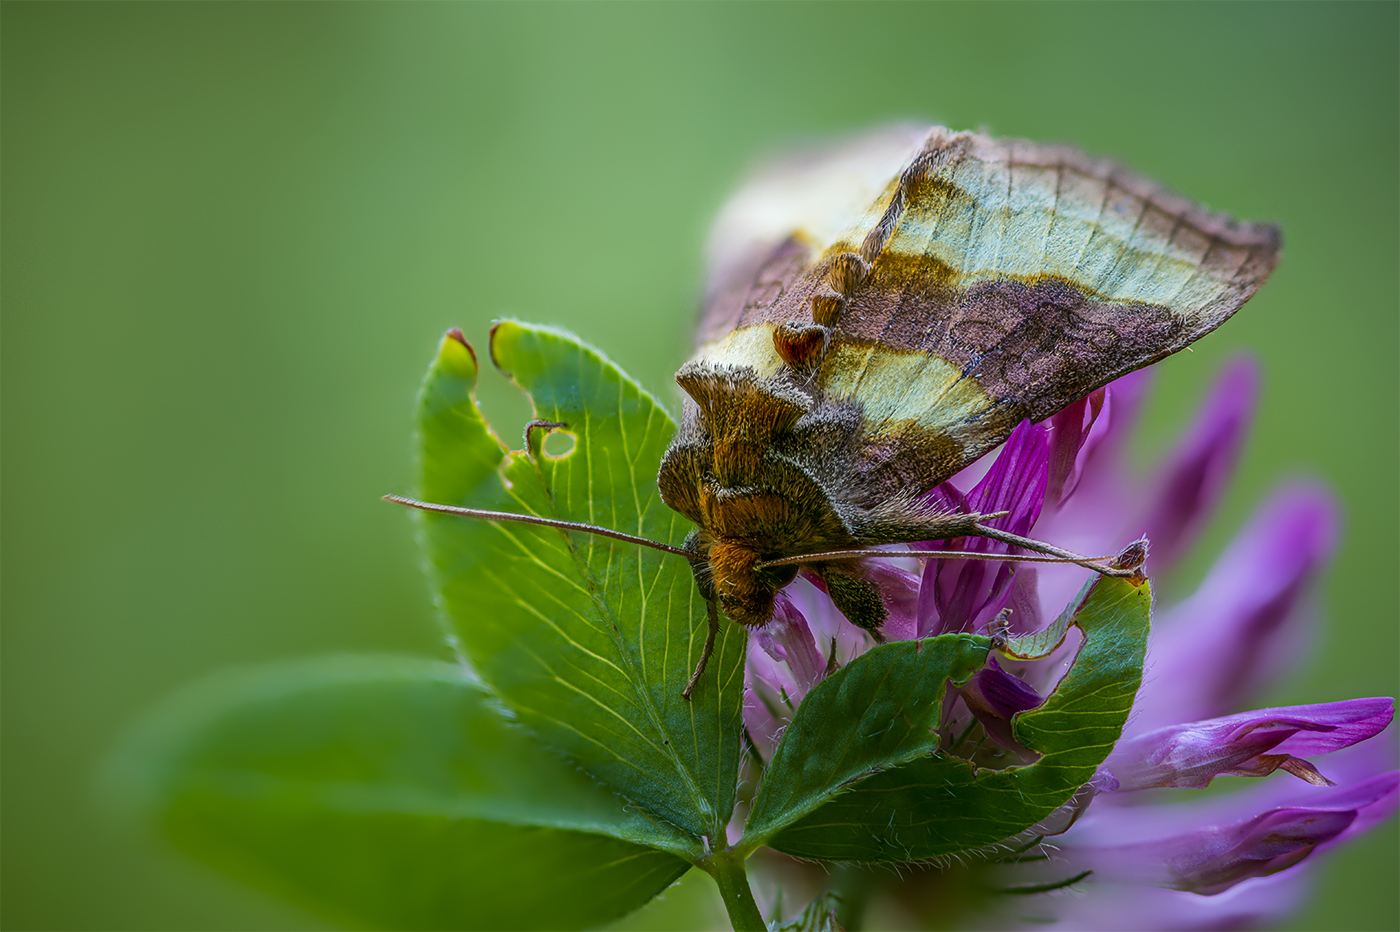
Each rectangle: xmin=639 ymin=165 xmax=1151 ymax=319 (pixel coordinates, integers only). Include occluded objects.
xmin=3 ymin=3 xmax=1395 ymax=929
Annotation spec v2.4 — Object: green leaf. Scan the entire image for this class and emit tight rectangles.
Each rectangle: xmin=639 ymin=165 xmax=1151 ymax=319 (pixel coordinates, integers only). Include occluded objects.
xmin=108 ymin=655 xmax=690 ymax=930
xmin=763 ymin=576 xmax=1152 ymax=861
xmin=414 ymin=324 xmax=746 ymax=842
xmin=742 ymin=634 xmax=991 ymax=849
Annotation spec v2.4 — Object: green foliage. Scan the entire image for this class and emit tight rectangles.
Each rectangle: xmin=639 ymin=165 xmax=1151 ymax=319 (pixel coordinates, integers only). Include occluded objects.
xmin=762 ymin=578 xmax=1151 ymax=861
xmin=109 ymin=655 xmax=689 ymax=930
xmin=116 ymin=326 xmax=1154 ymax=930
xmin=415 ymin=324 xmax=746 ymax=842
xmin=743 ymin=635 xmax=991 ymax=847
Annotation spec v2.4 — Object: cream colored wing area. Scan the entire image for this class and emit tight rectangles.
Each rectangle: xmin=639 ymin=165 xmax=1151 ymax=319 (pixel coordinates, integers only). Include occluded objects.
xmin=692 ymin=323 xmax=786 ymax=380
xmin=820 ymin=342 xmax=991 ymax=437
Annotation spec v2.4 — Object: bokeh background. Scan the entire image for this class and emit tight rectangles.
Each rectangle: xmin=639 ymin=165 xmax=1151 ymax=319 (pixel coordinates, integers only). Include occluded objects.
xmin=4 ymin=3 xmax=1396 ymax=929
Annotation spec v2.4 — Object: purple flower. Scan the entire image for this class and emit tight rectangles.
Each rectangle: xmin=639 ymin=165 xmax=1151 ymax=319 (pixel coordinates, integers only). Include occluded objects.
xmin=742 ymin=358 xmax=1397 ymax=930
xmin=1106 ymin=699 xmax=1393 ymax=791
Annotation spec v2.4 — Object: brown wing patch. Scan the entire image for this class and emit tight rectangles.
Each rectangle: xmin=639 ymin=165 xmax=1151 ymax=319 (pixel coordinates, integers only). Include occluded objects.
xmin=806 ymin=127 xmax=1280 ymax=472
xmin=697 ymin=235 xmax=814 ymax=349
xmin=688 ymin=124 xmax=1280 ymax=512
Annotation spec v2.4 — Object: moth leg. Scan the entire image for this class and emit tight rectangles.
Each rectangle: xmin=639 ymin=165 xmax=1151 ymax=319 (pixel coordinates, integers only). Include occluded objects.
xmin=855 ymin=507 xmax=1003 ymax=546
xmin=682 ymin=597 xmax=720 ymax=701
xmin=812 ymin=563 xmax=887 ymax=642
xmin=966 ymin=522 xmax=1145 ymax=577
xmin=862 ymin=509 xmax=1144 ymax=578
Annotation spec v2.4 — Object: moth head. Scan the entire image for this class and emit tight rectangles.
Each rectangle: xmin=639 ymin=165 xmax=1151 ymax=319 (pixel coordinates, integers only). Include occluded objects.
xmin=706 ymin=539 xmax=799 ymax=627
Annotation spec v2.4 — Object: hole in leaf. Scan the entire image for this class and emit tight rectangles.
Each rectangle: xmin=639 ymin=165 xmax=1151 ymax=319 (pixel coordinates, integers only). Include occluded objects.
xmin=542 ymin=430 xmax=576 ymax=459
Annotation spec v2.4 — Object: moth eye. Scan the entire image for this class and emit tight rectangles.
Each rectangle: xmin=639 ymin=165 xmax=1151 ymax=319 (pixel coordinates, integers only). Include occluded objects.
xmin=811 ymin=292 xmax=844 ymax=328
xmin=773 ymin=322 xmax=830 ymax=371
xmin=763 ymin=563 xmax=799 ymax=588
xmin=826 ymin=251 xmax=870 ymax=297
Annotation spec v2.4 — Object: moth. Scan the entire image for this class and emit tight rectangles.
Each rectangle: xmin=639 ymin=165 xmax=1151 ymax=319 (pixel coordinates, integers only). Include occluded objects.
xmin=391 ymin=126 xmax=1281 ymax=697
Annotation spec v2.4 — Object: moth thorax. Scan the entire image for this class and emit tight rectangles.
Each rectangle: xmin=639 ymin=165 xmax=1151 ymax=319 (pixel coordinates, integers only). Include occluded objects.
xmin=707 ymin=540 xmax=777 ymax=628
xmin=711 ymin=438 xmax=768 ymax=485
xmin=675 ymin=365 xmax=807 ymax=438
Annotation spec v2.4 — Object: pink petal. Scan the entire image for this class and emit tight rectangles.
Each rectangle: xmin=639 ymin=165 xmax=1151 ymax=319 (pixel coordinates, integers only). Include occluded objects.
xmin=753 ymin=592 xmax=826 ymax=696
xmin=1129 ymin=482 xmax=1340 ymax=734
xmin=788 ymin=572 xmax=872 ymax=666
xmin=965 ymin=419 xmax=1051 ymax=537
xmin=1107 ymin=699 xmax=1394 ymax=790
xmin=1018 ymin=869 xmax=1309 ymax=931
xmin=959 ymin=657 xmax=1045 ymax=750
xmin=858 ymin=558 xmax=923 ymax=642
xmin=1010 ymin=744 xmax=1397 ymax=926
xmin=742 ymin=683 xmax=785 ymax=762
xmin=1134 ymin=356 xmax=1258 ymax=571
xmin=918 ymin=421 xmax=1049 ymax=637
xmin=1015 ymin=372 xmax=1154 ymax=627
xmin=1070 ymin=772 xmax=1398 ymax=895
xmin=1086 ymin=366 xmax=1154 ymax=469
xmin=1046 ymin=388 xmax=1107 ymax=508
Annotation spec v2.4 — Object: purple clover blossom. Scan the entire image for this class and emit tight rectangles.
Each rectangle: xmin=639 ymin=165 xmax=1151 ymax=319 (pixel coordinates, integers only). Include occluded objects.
xmin=742 ymin=358 xmax=1397 ymax=930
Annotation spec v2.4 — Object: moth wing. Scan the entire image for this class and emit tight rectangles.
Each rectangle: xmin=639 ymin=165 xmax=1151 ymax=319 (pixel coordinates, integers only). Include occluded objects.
xmin=686 ymin=127 xmax=1281 ymax=537
xmin=812 ymin=128 xmax=1282 ymax=484
xmin=696 ymin=125 xmax=928 ymax=349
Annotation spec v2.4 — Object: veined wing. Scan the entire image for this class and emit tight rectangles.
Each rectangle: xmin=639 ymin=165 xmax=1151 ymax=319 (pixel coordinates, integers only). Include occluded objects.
xmin=696 ymin=127 xmax=1280 ymax=490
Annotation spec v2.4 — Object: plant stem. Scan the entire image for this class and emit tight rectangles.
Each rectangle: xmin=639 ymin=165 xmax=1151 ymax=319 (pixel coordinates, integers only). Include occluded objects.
xmin=831 ymin=863 xmax=873 ymax=931
xmin=704 ymin=847 xmax=765 ymax=931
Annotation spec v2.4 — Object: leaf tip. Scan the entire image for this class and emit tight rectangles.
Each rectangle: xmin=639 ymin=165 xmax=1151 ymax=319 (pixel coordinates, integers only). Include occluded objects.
xmin=488 ymin=320 xmax=514 ymax=375
xmin=437 ymin=329 xmax=478 ymax=381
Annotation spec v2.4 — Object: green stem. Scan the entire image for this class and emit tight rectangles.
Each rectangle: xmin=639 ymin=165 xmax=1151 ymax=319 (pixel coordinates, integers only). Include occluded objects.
xmin=830 ymin=863 xmax=873 ymax=931
xmin=703 ymin=847 xmax=765 ymax=931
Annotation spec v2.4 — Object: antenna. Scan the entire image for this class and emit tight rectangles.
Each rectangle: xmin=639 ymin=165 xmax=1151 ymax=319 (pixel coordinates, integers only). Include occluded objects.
xmin=383 ymin=495 xmax=690 ymax=557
